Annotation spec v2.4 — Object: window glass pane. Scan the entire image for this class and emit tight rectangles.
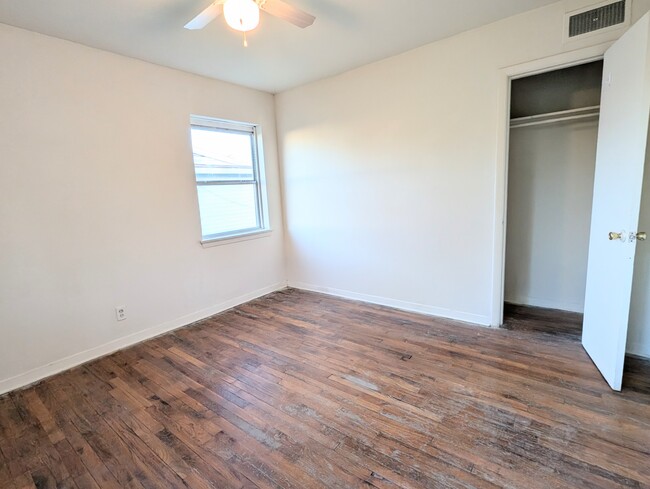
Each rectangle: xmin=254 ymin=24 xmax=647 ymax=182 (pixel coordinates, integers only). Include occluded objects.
xmin=197 ymin=184 xmax=258 ymax=238
xmin=191 ymin=127 xmax=254 ymax=182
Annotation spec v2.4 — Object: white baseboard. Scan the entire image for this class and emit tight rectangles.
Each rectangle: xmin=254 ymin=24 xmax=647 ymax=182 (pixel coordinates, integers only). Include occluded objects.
xmin=290 ymin=282 xmax=491 ymax=326
xmin=505 ymin=295 xmax=584 ymax=314
xmin=5 ymin=280 xmax=639 ymax=396
xmin=0 ymin=282 xmax=287 ymax=396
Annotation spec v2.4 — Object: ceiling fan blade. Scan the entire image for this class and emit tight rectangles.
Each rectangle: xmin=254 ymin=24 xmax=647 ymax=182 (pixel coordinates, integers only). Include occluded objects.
xmin=184 ymin=1 xmax=225 ymax=30
xmin=260 ymin=0 xmax=315 ymax=28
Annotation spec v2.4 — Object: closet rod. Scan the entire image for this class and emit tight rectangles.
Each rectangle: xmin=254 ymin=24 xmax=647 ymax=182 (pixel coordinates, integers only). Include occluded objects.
xmin=511 ymin=112 xmax=599 ymax=128
xmin=510 ymin=105 xmax=600 ymax=129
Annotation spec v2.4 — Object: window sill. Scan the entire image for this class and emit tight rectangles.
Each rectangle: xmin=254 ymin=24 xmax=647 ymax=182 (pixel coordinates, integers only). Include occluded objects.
xmin=200 ymin=230 xmax=272 ymax=248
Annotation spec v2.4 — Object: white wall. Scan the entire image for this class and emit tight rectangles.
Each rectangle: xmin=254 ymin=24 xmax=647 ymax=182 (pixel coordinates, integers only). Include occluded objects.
xmin=275 ymin=1 xmax=650 ymax=326
xmin=0 ymin=24 xmax=286 ymax=394
xmin=505 ymin=120 xmax=598 ymax=313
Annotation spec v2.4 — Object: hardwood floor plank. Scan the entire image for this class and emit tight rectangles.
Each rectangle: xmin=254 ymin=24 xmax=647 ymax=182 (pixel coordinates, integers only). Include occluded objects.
xmin=70 ymin=368 xmax=209 ymax=489
xmin=92 ymin=354 xmax=280 ymax=488
xmin=11 ymin=472 xmax=36 ymax=489
xmin=35 ymin=379 xmax=128 ymax=489
xmin=1 ymin=289 xmax=649 ymax=488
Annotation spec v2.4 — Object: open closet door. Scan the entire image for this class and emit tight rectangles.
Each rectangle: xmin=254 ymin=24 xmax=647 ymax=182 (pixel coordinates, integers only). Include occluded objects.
xmin=582 ymin=12 xmax=650 ymax=391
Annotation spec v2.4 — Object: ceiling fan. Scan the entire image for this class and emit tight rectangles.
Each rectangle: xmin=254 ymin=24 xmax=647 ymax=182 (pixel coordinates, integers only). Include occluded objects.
xmin=184 ymin=0 xmax=315 ymax=46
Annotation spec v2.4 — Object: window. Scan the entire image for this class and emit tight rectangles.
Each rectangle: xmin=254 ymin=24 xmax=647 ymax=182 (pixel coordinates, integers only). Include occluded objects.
xmin=190 ymin=116 xmax=268 ymax=243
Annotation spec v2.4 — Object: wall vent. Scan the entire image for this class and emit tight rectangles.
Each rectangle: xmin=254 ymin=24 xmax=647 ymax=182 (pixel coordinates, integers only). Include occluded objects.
xmin=564 ymin=0 xmax=631 ymax=42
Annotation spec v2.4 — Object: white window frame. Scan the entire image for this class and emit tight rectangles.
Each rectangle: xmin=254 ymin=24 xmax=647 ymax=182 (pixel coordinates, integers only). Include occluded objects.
xmin=190 ymin=115 xmax=270 ymax=245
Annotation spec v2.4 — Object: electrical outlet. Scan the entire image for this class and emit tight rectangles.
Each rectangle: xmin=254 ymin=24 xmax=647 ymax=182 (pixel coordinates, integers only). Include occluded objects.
xmin=115 ymin=306 xmax=127 ymax=322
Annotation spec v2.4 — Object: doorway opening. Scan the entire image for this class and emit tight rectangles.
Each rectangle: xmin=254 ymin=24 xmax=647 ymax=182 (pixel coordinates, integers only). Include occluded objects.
xmin=502 ymin=60 xmax=604 ymax=335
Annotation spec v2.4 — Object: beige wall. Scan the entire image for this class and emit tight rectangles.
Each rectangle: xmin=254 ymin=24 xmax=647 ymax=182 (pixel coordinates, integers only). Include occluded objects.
xmin=0 ymin=24 xmax=286 ymax=394
xmin=275 ymin=1 xmax=650 ymax=326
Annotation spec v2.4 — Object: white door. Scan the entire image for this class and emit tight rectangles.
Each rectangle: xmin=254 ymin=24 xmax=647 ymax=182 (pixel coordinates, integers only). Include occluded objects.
xmin=582 ymin=12 xmax=650 ymax=391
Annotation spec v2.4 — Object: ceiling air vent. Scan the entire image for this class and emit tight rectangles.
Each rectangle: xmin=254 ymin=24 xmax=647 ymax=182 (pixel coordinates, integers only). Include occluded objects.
xmin=564 ymin=0 xmax=630 ymax=42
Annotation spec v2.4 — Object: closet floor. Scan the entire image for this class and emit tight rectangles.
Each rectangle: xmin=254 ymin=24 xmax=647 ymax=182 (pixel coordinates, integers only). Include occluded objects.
xmin=502 ymin=302 xmax=583 ymax=338
xmin=1 ymin=289 xmax=649 ymax=488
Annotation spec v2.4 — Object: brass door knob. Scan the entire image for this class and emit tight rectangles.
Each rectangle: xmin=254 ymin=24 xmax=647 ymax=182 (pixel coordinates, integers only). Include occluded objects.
xmin=637 ymin=232 xmax=647 ymax=241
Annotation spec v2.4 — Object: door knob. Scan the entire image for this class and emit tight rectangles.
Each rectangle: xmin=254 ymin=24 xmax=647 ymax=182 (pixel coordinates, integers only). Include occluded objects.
xmin=637 ymin=232 xmax=647 ymax=241
xmin=609 ymin=231 xmax=624 ymax=241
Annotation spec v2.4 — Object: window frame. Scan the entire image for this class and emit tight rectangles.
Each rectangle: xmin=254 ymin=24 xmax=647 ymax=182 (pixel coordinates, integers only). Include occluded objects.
xmin=190 ymin=115 xmax=270 ymax=245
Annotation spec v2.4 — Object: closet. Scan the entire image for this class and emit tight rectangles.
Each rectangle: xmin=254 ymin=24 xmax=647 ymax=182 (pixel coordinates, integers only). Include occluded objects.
xmin=500 ymin=14 xmax=650 ymax=391
xmin=504 ymin=61 xmax=604 ymax=328
xmin=504 ymin=58 xmax=650 ymax=368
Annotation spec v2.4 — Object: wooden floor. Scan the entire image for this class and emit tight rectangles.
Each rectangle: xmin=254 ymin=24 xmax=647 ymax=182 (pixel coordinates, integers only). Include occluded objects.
xmin=502 ymin=302 xmax=584 ymax=339
xmin=1 ymin=289 xmax=649 ymax=489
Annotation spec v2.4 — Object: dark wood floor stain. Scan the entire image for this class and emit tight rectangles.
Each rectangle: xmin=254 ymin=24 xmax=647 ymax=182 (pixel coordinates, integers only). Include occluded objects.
xmin=1 ymin=289 xmax=649 ymax=488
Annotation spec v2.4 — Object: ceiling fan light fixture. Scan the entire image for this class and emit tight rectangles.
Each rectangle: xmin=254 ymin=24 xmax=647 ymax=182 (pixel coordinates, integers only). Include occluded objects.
xmin=223 ymin=0 xmax=260 ymax=32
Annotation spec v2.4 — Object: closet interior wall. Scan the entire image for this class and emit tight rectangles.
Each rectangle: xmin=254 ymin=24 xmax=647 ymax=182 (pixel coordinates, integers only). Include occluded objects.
xmin=505 ymin=61 xmax=603 ymax=314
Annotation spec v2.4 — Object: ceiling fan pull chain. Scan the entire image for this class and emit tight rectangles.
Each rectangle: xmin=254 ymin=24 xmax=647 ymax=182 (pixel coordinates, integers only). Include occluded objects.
xmin=243 ymin=31 xmax=248 ymax=47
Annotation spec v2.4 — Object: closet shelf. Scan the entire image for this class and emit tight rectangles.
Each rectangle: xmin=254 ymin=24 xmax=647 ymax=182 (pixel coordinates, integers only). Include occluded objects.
xmin=510 ymin=105 xmax=600 ymax=129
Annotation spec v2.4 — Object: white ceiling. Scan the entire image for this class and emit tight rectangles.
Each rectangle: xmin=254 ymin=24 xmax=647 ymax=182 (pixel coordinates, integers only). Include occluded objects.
xmin=0 ymin=0 xmax=559 ymax=93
